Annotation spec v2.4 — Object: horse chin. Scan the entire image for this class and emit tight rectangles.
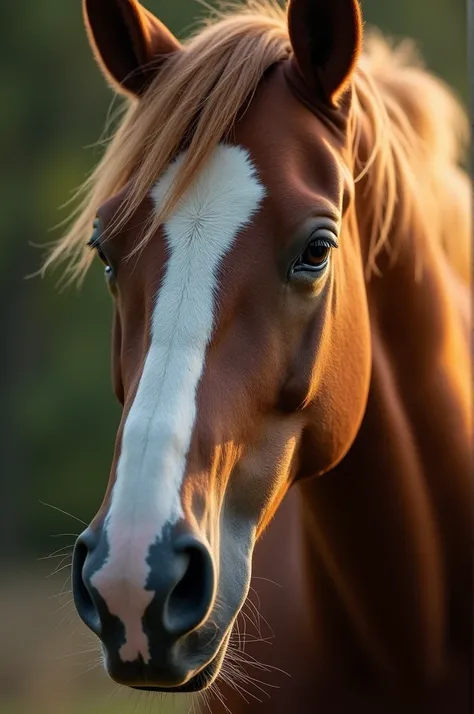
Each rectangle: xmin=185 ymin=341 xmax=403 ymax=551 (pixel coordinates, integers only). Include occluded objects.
xmin=128 ymin=629 xmax=231 ymax=694
xmin=100 ymin=616 xmax=234 ymax=693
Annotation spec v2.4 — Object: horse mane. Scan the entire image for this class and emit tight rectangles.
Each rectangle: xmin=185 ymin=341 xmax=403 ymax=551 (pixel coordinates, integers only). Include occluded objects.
xmin=44 ymin=0 xmax=470 ymax=285
xmin=353 ymin=32 xmax=470 ymax=281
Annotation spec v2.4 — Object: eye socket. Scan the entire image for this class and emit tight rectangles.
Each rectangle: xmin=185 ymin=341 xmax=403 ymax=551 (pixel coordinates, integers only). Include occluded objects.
xmin=291 ymin=229 xmax=338 ymax=276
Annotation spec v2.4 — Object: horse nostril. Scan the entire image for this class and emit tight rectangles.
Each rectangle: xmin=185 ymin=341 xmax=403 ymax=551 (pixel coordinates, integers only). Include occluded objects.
xmin=72 ymin=528 xmax=215 ymax=649
xmin=165 ymin=535 xmax=215 ymax=636
xmin=72 ymin=533 xmax=101 ymax=636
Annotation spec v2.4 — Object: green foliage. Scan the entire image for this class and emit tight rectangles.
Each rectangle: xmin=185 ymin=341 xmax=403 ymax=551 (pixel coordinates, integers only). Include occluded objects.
xmin=0 ymin=0 xmax=467 ymax=557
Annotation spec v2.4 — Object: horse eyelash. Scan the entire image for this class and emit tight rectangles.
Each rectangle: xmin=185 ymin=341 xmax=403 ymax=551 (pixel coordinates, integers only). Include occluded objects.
xmin=309 ymin=238 xmax=338 ymax=249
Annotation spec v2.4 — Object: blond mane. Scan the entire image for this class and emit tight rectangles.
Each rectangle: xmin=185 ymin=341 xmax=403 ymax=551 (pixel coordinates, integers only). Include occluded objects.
xmin=353 ymin=32 xmax=470 ymax=280
xmin=44 ymin=0 xmax=470 ymax=284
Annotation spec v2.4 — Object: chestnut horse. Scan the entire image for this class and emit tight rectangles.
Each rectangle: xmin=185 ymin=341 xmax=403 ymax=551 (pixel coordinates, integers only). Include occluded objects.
xmin=47 ymin=1 xmax=472 ymax=712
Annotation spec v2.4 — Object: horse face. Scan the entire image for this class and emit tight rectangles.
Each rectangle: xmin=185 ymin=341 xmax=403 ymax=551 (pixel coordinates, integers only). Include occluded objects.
xmin=73 ymin=0 xmax=370 ymax=692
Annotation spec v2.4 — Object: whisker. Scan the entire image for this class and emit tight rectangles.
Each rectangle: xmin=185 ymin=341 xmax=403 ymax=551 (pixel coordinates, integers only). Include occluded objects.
xmin=247 ymin=587 xmax=275 ymax=639
xmin=39 ymin=500 xmax=88 ymax=527
xmin=251 ymin=575 xmax=282 ymax=588
xmin=38 ymin=545 xmax=74 ymax=561
xmin=51 ymin=597 xmax=74 ymax=616
xmin=219 ymin=667 xmax=251 ymax=704
xmin=66 ymin=619 xmax=84 ymax=641
xmin=67 ymin=660 xmax=101 ymax=683
xmin=49 ymin=587 xmax=72 ymax=602
xmin=48 ymin=560 xmax=73 ymax=580
xmin=224 ymin=651 xmax=278 ymax=701
xmin=57 ymin=647 xmax=100 ymax=659
xmin=221 ymin=665 xmax=263 ymax=704
xmin=232 ymin=667 xmax=277 ymax=694
xmin=198 ymin=687 xmax=213 ymax=714
xmin=57 ymin=572 xmax=72 ymax=599
xmin=230 ymin=632 xmax=273 ymax=645
xmin=104 ymin=683 xmax=122 ymax=705
xmin=47 ymin=561 xmax=72 ymax=587
xmin=211 ymin=682 xmax=232 ymax=714
xmin=229 ymin=649 xmax=290 ymax=678
xmin=53 ymin=607 xmax=78 ymax=634
xmin=227 ymin=649 xmax=272 ymax=673
xmin=239 ymin=605 xmax=261 ymax=639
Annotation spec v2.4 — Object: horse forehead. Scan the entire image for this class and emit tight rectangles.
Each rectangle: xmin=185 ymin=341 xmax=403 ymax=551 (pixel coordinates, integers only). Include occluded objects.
xmin=113 ymin=142 xmax=269 ymax=358
xmin=233 ymin=64 xmax=348 ymax=197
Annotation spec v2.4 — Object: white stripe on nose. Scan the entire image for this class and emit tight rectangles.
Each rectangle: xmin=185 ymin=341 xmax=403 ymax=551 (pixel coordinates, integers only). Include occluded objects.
xmin=91 ymin=144 xmax=266 ymax=662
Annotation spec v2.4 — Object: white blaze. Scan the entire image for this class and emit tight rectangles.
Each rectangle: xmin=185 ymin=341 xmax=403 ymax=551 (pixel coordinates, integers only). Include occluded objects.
xmin=91 ymin=144 xmax=266 ymax=663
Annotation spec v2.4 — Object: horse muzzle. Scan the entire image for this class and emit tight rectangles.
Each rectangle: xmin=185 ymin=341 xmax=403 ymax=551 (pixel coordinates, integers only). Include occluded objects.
xmin=72 ymin=523 xmax=219 ymax=689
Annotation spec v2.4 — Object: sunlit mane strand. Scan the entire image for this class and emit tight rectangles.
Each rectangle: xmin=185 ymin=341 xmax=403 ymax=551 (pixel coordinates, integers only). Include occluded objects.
xmin=351 ymin=32 xmax=469 ymax=280
xmin=44 ymin=0 xmax=469 ymax=284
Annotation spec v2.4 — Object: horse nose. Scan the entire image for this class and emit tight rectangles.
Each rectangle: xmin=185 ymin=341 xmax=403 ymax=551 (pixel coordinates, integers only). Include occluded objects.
xmin=156 ymin=533 xmax=216 ymax=636
xmin=72 ymin=526 xmax=215 ymax=664
xmin=72 ymin=529 xmax=102 ymax=637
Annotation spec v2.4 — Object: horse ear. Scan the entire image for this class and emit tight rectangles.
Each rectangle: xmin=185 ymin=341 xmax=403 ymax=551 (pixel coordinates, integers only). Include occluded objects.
xmin=287 ymin=0 xmax=363 ymax=107
xmin=83 ymin=0 xmax=182 ymax=97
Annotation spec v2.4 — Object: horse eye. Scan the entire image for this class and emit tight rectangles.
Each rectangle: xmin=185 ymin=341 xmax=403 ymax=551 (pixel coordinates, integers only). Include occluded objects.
xmin=300 ymin=242 xmax=331 ymax=270
xmin=291 ymin=227 xmax=339 ymax=277
xmin=88 ymin=220 xmax=113 ymax=277
xmin=292 ymin=231 xmax=337 ymax=275
xmin=96 ymin=246 xmax=109 ymax=267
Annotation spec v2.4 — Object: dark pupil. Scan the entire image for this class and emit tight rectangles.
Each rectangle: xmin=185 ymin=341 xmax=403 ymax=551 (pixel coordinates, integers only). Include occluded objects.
xmin=303 ymin=243 xmax=329 ymax=266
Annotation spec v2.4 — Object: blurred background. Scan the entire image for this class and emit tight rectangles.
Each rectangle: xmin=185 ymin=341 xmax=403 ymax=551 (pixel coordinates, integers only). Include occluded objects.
xmin=0 ymin=0 xmax=468 ymax=712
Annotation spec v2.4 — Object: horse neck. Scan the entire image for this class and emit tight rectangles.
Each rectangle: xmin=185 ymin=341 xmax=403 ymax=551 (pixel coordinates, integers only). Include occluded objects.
xmin=295 ymin=147 xmax=472 ymax=683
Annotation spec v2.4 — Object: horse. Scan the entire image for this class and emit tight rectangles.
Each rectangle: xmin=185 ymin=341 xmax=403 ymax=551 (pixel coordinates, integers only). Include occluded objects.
xmin=45 ymin=1 xmax=472 ymax=712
